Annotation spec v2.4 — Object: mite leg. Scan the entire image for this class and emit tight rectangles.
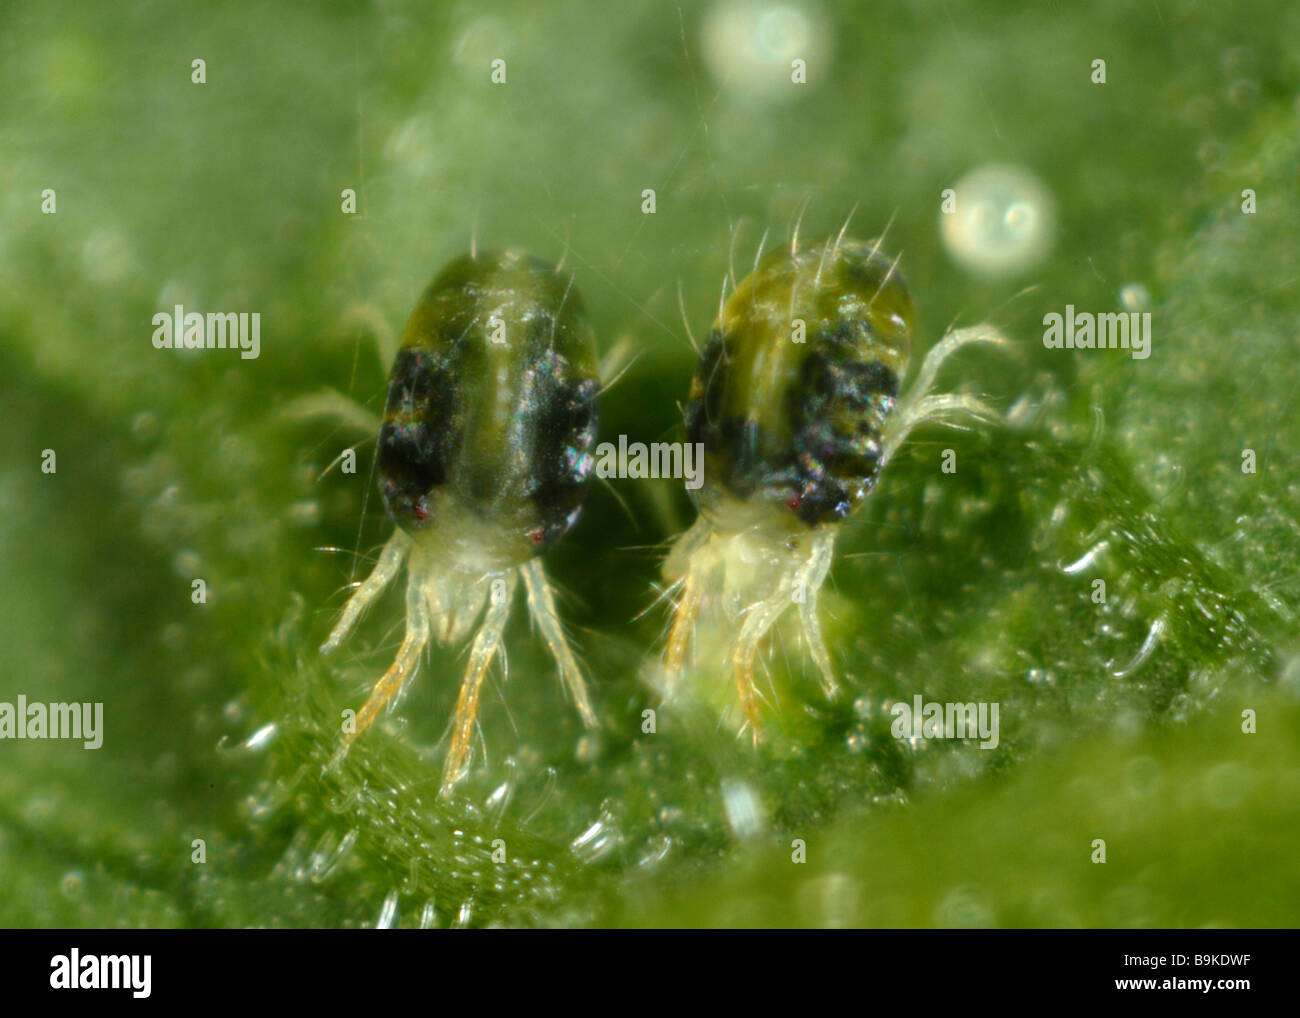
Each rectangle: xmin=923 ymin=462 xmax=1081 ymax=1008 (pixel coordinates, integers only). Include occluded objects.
xmin=661 ymin=516 xmax=715 ymax=678
xmin=883 ymin=391 xmax=1003 ymax=465
xmin=882 ymin=323 xmax=1008 ymax=463
xmin=441 ymin=571 xmax=519 ymax=796
xmin=663 ymin=567 xmax=702 ymax=679
xmin=909 ymin=325 xmax=1008 ymax=403
xmin=520 ymin=559 xmax=597 ymax=730
xmin=330 ymin=574 xmax=430 ymax=768
xmin=730 ymin=577 xmax=796 ymax=740
xmin=794 ymin=528 xmax=840 ymax=700
xmin=321 ymin=530 xmax=411 ymax=653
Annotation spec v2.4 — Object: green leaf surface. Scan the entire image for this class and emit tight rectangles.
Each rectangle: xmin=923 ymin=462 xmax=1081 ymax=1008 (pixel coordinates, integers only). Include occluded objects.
xmin=1 ymin=0 xmax=1297 ymax=928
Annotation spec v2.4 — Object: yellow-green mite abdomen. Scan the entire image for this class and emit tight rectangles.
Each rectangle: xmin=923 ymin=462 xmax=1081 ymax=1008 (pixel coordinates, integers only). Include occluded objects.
xmin=685 ymin=238 xmax=913 ymax=525
xmin=377 ymin=251 xmax=599 ymax=557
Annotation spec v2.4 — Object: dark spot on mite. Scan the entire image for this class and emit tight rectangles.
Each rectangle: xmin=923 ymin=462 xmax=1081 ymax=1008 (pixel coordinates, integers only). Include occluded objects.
xmin=687 ymin=323 xmax=901 ymax=525
xmin=820 ymin=318 xmax=870 ymax=352
xmin=518 ymin=357 xmax=599 ymax=549
xmin=717 ymin=417 xmax=761 ymax=499
xmin=525 ymin=312 xmax=553 ymax=356
xmin=859 ymin=359 xmax=900 ymax=399
xmin=377 ymin=347 xmax=460 ymax=530
xmin=783 ymin=349 xmax=899 ymax=524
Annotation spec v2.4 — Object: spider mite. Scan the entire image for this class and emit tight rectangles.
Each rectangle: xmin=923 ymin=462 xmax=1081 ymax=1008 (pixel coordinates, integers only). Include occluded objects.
xmin=661 ymin=228 xmax=1007 ymax=735
xmin=321 ymin=249 xmax=600 ymax=795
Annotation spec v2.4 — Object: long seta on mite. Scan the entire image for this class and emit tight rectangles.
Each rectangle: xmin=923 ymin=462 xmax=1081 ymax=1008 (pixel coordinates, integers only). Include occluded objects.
xmin=313 ymin=248 xmax=603 ymax=797
xmin=658 ymin=216 xmax=1010 ymax=737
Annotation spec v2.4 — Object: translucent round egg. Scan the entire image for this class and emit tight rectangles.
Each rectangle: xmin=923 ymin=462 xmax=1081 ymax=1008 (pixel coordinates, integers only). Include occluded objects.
xmin=941 ymin=163 xmax=1055 ymax=279
xmin=702 ymin=1 xmax=829 ymax=100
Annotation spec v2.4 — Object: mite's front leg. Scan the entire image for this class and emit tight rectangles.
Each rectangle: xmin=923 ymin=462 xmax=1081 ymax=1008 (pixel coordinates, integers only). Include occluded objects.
xmin=320 ymin=530 xmax=410 ymax=654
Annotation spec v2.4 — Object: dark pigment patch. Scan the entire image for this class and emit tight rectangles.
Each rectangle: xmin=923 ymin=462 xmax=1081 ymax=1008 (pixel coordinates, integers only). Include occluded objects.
xmin=377 ymin=347 xmax=459 ymax=529
xmin=686 ymin=326 xmax=900 ymax=526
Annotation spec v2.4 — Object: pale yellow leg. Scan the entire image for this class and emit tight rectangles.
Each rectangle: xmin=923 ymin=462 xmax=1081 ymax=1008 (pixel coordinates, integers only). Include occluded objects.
xmin=795 ymin=529 xmax=840 ymax=700
xmin=520 ymin=559 xmax=597 ymax=729
xmin=320 ymin=531 xmax=410 ymax=654
xmin=730 ymin=585 xmax=793 ymax=741
xmin=664 ymin=568 xmax=701 ymax=678
xmin=329 ymin=575 xmax=429 ymax=769
xmin=441 ymin=572 xmax=518 ymax=796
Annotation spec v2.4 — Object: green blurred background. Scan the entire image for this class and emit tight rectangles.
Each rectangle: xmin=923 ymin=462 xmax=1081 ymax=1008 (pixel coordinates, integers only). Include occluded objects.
xmin=1 ymin=0 xmax=1298 ymax=927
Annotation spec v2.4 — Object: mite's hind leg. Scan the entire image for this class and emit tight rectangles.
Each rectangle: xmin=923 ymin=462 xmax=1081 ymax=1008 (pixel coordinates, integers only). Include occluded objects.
xmin=330 ymin=574 xmax=430 ymax=769
xmin=321 ymin=531 xmax=411 ymax=653
xmin=730 ymin=579 xmax=796 ymax=740
xmin=794 ymin=529 xmax=840 ymax=700
xmin=520 ymin=559 xmax=597 ymax=730
xmin=442 ymin=571 xmax=519 ymax=796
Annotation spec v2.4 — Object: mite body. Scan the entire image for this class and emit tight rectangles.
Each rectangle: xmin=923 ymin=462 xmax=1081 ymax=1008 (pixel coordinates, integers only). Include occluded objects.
xmin=663 ymin=233 xmax=1006 ymax=733
xmin=322 ymin=250 xmax=599 ymax=794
